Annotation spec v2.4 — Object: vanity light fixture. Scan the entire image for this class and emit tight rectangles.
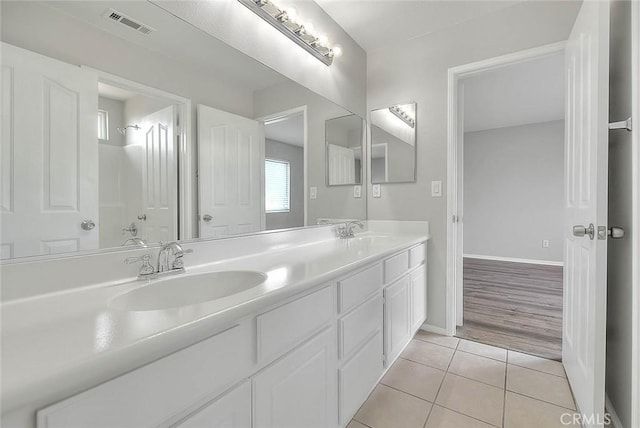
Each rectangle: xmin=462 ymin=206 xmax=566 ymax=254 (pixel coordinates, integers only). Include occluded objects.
xmin=389 ymin=105 xmax=415 ymax=128
xmin=238 ymin=0 xmax=337 ymax=65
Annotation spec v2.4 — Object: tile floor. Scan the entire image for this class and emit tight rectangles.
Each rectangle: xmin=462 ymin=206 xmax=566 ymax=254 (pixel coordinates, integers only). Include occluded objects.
xmin=348 ymin=331 xmax=578 ymax=428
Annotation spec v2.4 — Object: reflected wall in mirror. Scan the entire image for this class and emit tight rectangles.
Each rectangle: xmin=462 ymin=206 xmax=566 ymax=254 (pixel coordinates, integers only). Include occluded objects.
xmin=0 ymin=0 xmax=366 ymax=261
xmin=370 ymin=103 xmax=417 ymax=183
xmin=325 ymin=115 xmax=364 ymax=186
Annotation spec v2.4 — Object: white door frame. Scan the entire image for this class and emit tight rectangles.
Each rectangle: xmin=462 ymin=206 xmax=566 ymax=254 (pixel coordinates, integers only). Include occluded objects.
xmin=256 ymin=106 xmax=308 ymax=226
xmin=82 ymin=67 xmax=194 ymax=241
xmin=445 ymin=41 xmax=567 ymax=336
xmin=631 ymin=1 xmax=640 ymax=426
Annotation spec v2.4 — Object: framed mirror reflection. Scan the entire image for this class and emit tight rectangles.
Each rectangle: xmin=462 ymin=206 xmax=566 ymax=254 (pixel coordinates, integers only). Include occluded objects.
xmin=0 ymin=0 xmax=366 ymax=261
xmin=325 ymin=114 xmax=364 ymax=186
xmin=370 ymin=102 xmax=417 ymax=184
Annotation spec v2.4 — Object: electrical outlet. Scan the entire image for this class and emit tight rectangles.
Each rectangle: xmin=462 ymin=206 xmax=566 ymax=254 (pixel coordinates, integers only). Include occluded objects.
xmin=310 ymin=187 xmax=317 ymax=200
xmin=353 ymin=185 xmax=362 ymax=198
xmin=372 ymin=184 xmax=381 ymax=198
xmin=542 ymin=240 xmax=550 ymax=248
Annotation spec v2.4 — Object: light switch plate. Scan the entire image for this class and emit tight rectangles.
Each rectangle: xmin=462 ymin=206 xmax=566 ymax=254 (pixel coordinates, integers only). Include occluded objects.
xmin=310 ymin=187 xmax=317 ymax=200
xmin=542 ymin=240 xmax=550 ymax=248
xmin=353 ymin=185 xmax=362 ymax=198
xmin=372 ymin=184 xmax=381 ymax=198
xmin=431 ymin=181 xmax=442 ymax=197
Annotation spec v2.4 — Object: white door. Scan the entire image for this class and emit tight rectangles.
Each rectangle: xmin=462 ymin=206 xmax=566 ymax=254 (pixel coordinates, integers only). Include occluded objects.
xmin=197 ymin=104 xmax=264 ymax=238
xmin=1 ymin=43 xmax=98 ymax=259
xmin=383 ymin=276 xmax=410 ymax=366
xmin=563 ymin=1 xmax=609 ymax=426
xmin=140 ymin=105 xmax=177 ymax=243
xmin=328 ymin=144 xmax=356 ymax=185
xmin=176 ymin=381 xmax=251 ymax=428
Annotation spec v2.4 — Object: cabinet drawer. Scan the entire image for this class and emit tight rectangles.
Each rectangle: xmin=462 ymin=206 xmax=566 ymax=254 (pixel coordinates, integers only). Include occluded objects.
xmin=37 ymin=322 xmax=254 ymax=428
xmin=257 ymin=285 xmax=334 ymax=363
xmin=339 ymin=331 xmax=383 ymax=426
xmin=339 ymin=292 xmax=382 ymax=360
xmin=383 ymin=251 xmax=409 ymax=284
xmin=409 ymin=243 xmax=426 ymax=268
xmin=338 ymin=263 xmax=383 ymax=314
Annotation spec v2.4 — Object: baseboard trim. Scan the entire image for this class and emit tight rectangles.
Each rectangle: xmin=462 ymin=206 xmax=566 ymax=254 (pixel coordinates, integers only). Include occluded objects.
xmin=419 ymin=323 xmax=449 ymax=336
xmin=463 ymin=254 xmax=564 ymax=267
xmin=606 ymin=394 xmax=624 ymax=428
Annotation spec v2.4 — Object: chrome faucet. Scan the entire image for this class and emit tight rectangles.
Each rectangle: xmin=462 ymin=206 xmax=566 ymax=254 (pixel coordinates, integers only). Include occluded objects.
xmin=122 ymin=237 xmax=148 ymax=247
xmin=157 ymin=241 xmax=193 ymax=273
xmin=124 ymin=241 xmax=193 ymax=280
xmin=337 ymin=221 xmax=364 ymax=238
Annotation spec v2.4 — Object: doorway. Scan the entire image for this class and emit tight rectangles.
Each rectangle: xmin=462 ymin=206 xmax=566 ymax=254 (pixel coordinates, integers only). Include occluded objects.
xmin=258 ymin=107 xmax=308 ymax=230
xmin=447 ymin=45 xmax=567 ymax=360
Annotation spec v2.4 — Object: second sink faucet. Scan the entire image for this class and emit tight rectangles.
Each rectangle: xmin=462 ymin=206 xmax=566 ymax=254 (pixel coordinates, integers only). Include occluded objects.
xmin=337 ymin=221 xmax=364 ymax=238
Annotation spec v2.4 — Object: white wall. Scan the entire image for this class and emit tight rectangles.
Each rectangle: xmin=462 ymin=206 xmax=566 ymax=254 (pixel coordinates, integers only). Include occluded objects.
xmin=463 ymin=121 xmax=564 ymax=263
xmin=152 ymin=0 xmax=367 ymax=117
xmin=605 ymin=1 xmax=633 ymax=426
xmin=254 ymin=81 xmax=366 ymax=225
xmin=98 ymin=97 xmax=126 ymax=147
xmin=366 ymin=0 xmax=580 ymax=329
xmin=265 ymin=139 xmax=304 ymax=230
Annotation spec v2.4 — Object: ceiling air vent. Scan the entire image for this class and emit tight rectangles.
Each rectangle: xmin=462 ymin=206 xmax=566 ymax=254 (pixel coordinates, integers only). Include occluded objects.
xmin=103 ymin=9 xmax=155 ymax=36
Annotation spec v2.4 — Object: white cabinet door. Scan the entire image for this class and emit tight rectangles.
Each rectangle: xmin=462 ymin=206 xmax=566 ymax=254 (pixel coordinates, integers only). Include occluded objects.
xmin=410 ymin=266 xmax=427 ymax=334
xmin=253 ymin=328 xmax=338 ymax=428
xmin=197 ymin=104 xmax=264 ymax=238
xmin=176 ymin=381 xmax=250 ymax=428
xmin=1 ymin=42 xmax=98 ymax=259
xmin=384 ymin=276 xmax=410 ymax=366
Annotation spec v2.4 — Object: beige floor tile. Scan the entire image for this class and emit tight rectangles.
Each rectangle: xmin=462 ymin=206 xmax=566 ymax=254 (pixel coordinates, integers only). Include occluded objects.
xmin=507 ymin=350 xmax=566 ymax=377
xmin=401 ymin=340 xmax=455 ymax=371
xmin=415 ymin=331 xmax=460 ymax=349
xmin=425 ymin=405 xmax=496 ymax=428
xmin=347 ymin=420 xmax=370 ymax=428
xmin=448 ymin=350 xmax=506 ymax=388
xmin=506 ymin=365 xmax=575 ymax=410
xmin=504 ymin=391 xmax=576 ymax=428
xmin=457 ymin=339 xmax=507 ymax=362
xmin=435 ymin=373 xmax=504 ymax=427
xmin=354 ymin=384 xmax=432 ymax=428
xmin=382 ymin=358 xmax=446 ymax=401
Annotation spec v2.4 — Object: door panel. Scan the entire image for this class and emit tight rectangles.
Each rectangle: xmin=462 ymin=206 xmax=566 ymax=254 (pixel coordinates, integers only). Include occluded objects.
xmin=140 ymin=105 xmax=176 ymax=243
xmin=0 ymin=42 xmax=98 ymax=259
xmin=563 ymin=2 xmax=609 ymax=426
xmin=197 ymin=104 xmax=263 ymax=238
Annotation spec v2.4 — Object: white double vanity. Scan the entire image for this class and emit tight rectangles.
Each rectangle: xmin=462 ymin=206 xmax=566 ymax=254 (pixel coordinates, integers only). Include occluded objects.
xmin=1 ymin=221 xmax=429 ymax=428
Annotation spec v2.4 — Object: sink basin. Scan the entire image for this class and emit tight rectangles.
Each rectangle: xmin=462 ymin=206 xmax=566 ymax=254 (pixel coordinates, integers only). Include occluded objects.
xmin=110 ymin=271 xmax=267 ymax=311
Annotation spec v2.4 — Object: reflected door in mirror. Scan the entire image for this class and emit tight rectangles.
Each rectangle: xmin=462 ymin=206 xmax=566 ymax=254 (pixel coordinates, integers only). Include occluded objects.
xmin=197 ymin=105 xmax=264 ymax=238
xmin=325 ymin=114 xmax=363 ymax=186
xmin=1 ymin=43 xmax=98 ymax=259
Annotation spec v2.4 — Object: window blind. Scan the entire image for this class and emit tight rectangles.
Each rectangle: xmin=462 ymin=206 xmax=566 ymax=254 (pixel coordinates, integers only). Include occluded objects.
xmin=265 ymin=159 xmax=290 ymax=213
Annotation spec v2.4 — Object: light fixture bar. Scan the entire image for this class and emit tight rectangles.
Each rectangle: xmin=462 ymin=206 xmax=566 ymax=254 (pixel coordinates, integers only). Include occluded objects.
xmin=238 ymin=0 xmax=334 ymax=66
xmin=389 ymin=105 xmax=415 ymax=128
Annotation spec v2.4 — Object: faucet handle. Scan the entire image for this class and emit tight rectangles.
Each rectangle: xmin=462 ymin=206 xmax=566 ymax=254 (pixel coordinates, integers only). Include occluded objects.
xmin=124 ymin=254 xmax=155 ymax=276
xmin=171 ymin=248 xmax=193 ymax=269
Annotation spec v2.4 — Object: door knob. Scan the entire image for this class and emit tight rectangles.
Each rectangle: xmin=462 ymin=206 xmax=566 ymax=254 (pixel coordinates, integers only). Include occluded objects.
xmin=202 ymin=214 xmax=213 ymax=223
xmin=81 ymin=220 xmax=95 ymax=231
xmin=573 ymin=223 xmax=595 ymax=240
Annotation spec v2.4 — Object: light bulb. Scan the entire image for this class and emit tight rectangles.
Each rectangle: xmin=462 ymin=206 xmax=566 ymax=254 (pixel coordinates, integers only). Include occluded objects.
xmin=285 ymin=7 xmax=297 ymax=22
xmin=303 ymin=22 xmax=314 ymax=34
xmin=317 ymin=34 xmax=328 ymax=46
xmin=332 ymin=45 xmax=343 ymax=57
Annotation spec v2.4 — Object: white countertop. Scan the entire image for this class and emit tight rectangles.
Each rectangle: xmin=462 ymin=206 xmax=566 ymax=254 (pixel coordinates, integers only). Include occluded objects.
xmin=1 ymin=230 xmax=428 ymax=415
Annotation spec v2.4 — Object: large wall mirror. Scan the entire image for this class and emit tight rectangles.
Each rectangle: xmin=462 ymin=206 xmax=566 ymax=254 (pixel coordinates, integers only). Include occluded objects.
xmin=370 ymin=103 xmax=417 ymax=183
xmin=0 ymin=1 xmax=366 ymax=261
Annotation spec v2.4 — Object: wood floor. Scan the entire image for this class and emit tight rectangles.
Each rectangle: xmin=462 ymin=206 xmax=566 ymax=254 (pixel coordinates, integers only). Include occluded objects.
xmin=456 ymin=257 xmax=563 ymax=361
